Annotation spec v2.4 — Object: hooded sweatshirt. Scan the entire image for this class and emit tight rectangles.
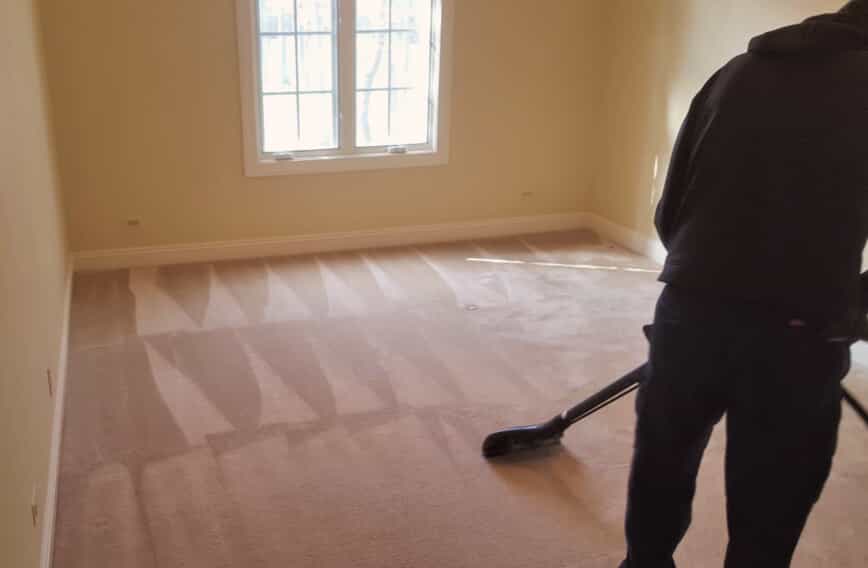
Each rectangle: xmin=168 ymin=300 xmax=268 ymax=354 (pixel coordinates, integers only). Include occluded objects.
xmin=655 ymin=0 xmax=868 ymax=329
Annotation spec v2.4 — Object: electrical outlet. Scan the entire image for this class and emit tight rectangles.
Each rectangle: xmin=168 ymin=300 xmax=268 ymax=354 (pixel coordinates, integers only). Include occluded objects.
xmin=46 ymin=369 xmax=53 ymax=398
xmin=31 ymin=484 xmax=39 ymax=527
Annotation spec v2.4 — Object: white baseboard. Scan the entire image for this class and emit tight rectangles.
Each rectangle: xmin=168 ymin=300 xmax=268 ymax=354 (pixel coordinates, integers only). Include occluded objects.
xmin=73 ymin=212 xmax=592 ymax=271
xmin=41 ymin=263 xmax=73 ymax=568
xmin=585 ymin=213 xmax=667 ymax=265
xmin=72 ymin=211 xmax=666 ymax=273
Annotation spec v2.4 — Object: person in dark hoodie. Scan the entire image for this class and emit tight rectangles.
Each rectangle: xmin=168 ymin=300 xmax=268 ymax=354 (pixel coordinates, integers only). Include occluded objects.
xmin=620 ymin=2 xmax=868 ymax=567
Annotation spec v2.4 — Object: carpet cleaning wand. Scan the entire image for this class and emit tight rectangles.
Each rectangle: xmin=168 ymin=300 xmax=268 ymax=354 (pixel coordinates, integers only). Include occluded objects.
xmin=482 ymin=327 xmax=868 ymax=459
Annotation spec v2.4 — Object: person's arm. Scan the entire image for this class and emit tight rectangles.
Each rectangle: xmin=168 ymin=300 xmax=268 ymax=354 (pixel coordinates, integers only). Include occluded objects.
xmin=655 ymin=70 xmax=722 ymax=249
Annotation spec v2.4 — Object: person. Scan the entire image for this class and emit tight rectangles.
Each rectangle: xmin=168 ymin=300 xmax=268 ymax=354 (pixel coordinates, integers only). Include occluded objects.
xmin=620 ymin=2 xmax=868 ymax=567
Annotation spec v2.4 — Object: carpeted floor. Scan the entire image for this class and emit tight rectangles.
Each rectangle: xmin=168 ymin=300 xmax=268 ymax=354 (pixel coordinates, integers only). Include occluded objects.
xmin=54 ymin=230 xmax=868 ymax=567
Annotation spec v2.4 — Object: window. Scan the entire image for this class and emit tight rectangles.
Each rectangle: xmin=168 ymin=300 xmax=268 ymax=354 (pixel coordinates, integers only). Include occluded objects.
xmin=236 ymin=0 xmax=453 ymax=176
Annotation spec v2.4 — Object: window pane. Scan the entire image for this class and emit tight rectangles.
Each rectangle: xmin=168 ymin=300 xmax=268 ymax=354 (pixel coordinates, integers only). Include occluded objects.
xmin=298 ymin=35 xmax=333 ymax=92
xmin=356 ymin=0 xmax=388 ymax=30
xmin=263 ymin=94 xmax=299 ymax=152
xmin=391 ymin=89 xmax=428 ymax=145
xmin=356 ymin=91 xmax=389 ymax=147
xmin=260 ymin=36 xmax=296 ymax=93
xmin=259 ymin=0 xmax=295 ymax=33
xmin=390 ymin=31 xmax=430 ymax=89
xmin=353 ymin=0 xmax=434 ymax=147
xmin=298 ymin=93 xmax=336 ymax=150
xmin=356 ymin=32 xmax=388 ymax=90
xmin=391 ymin=0 xmax=432 ymax=30
xmin=297 ymin=0 xmax=333 ymax=32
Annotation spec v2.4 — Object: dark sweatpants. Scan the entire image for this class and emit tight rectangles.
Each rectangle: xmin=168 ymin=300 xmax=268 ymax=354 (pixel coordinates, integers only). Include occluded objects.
xmin=620 ymin=286 xmax=850 ymax=568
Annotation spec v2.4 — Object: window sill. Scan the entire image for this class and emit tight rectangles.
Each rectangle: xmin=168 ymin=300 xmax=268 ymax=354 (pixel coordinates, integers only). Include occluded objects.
xmin=244 ymin=149 xmax=449 ymax=177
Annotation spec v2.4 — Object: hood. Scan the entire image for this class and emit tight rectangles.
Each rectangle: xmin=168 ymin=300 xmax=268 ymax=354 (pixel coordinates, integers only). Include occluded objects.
xmin=749 ymin=0 xmax=868 ymax=55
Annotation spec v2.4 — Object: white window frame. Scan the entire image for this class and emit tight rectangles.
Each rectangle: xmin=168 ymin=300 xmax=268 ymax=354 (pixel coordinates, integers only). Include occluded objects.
xmin=236 ymin=0 xmax=454 ymax=177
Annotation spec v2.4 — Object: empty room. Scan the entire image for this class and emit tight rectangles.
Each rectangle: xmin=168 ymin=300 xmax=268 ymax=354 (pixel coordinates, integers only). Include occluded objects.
xmin=4 ymin=0 xmax=868 ymax=566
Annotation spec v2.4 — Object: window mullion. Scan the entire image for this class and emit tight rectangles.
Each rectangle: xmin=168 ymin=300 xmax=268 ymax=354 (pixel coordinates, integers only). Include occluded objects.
xmin=428 ymin=0 xmax=439 ymax=147
xmin=338 ymin=0 xmax=355 ymax=154
xmin=291 ymin=0 xmax=302 ymax=140
xmin=386 ymin=0 xmax=393 ymax=139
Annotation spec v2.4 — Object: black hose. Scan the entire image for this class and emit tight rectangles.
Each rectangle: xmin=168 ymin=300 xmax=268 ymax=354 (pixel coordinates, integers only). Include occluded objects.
xmin=843 ymin=388 xmax=868 ymax=426
xmin=563 ymin=365 xmax=644 ymax=425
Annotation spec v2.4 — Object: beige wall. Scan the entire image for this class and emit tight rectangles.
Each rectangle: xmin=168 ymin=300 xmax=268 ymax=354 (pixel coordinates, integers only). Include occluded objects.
xmin=0 ymin=1 xmax=69 ymax=567
xmin=42 ymin=0 xmax=606 ymax=253
xmin=591 ymin=0 xmax=844 ymax=240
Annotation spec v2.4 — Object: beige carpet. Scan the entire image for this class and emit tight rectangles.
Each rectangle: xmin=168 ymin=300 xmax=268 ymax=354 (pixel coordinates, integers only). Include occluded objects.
xmin=54 ymin=230 xmax=868 ymax=567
